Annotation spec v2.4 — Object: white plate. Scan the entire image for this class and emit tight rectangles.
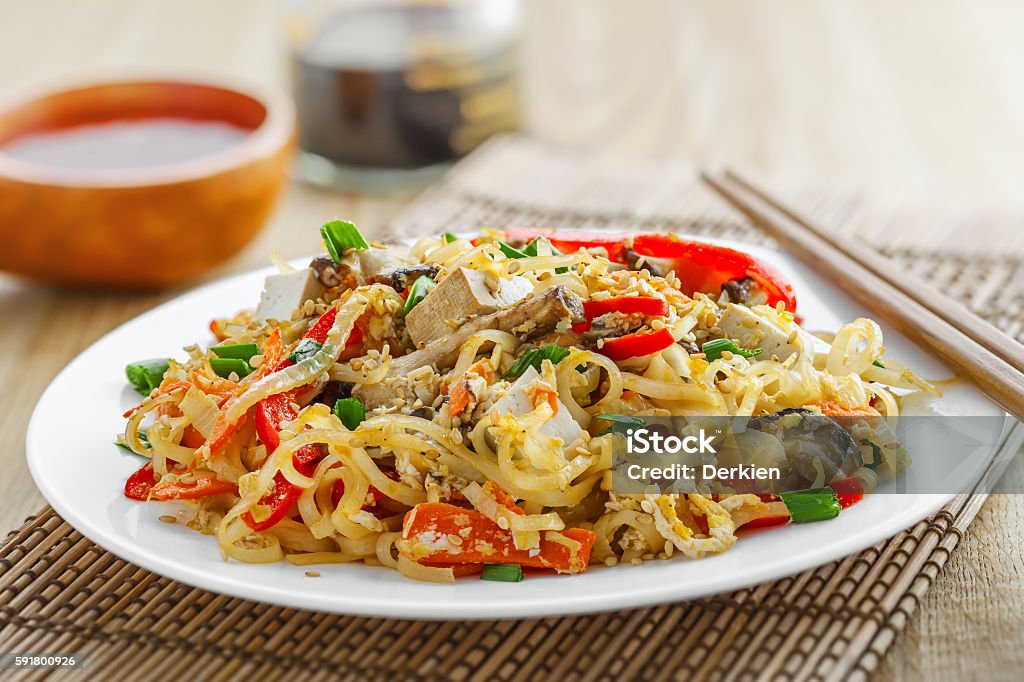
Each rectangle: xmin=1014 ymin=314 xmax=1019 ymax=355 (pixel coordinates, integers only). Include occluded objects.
xmin=26 ymin=236 xmax=1003 ymax=620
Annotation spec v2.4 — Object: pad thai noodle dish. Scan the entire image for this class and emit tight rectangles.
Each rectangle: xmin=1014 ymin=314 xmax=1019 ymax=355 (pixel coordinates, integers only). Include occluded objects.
xmin=117 ymin=222 xmax=940 ymax=583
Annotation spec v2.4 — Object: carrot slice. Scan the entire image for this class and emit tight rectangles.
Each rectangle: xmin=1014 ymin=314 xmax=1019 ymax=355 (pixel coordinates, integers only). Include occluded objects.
xmin=401 ymin=502 xmax=595 ymax=573
xmin=811 ymin=401 xmax=880 ymax=418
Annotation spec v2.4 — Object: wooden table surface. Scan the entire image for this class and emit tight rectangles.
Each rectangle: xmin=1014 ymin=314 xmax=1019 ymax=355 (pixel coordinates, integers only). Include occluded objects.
xmin=2 ymin=1 xmax=1023 ymax=679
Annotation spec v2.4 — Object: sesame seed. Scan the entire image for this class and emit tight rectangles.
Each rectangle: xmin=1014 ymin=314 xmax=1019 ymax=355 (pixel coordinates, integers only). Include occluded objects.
xmin=305 ymin=571 xmax=321 ymax=577
xmin=159 ymin=515 xmax=177 ymax=524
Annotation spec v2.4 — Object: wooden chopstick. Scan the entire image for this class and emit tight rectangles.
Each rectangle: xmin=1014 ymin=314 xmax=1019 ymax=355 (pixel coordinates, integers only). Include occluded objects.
xmin=722 ymin=168 xmax=1024 ymax=375
xmin=701 ymin=170 xmax=1024 ymax=421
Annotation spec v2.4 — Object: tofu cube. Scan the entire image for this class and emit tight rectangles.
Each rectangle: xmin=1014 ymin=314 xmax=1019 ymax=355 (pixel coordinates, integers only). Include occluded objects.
xmin=254 ymin=268 xmax=324 ymax=323
xmin=717 ymin=304 xmax=830 ymax=362
xmin=405 ymin=268 xmax=532 ymax=346
xmin=491 ymin=367 xmax=583 ymax=447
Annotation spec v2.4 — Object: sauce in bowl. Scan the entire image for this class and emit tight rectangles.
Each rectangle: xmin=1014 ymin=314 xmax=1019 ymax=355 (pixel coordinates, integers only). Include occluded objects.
xmin=0 ymin=118 xmax=250 ymax=171
xmin=0 ymin=79 xmax=296 ymax=288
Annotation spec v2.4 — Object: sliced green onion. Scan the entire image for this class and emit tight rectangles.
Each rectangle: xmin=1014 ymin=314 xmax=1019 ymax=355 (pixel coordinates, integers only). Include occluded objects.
xmin=503 ymin=344 xmax=571 ymax=379
xmin=212 ymin=343 xmax=258 ymax=361
xmin=333 ymin=398 xmax=366 ymax=431
xmin=480 ymin=564 xmax=523 ymax=582
xmin=320 ymin=219 xmax=369 ymax=263
xmin=497 ymin=241 xmax=529 ymax=260
xmin=444 ymin=231 xmax=459 ymax=243
xmin=209 ymin=357 xmax=253 ymax=379
xmin=403 ymin=275 xmax=436 ymax=314
xmin=594 ymin=413 xmax=646 ymax=436
xmin=780 ymin=487 xmax=841 ymax=523
xmin=861 ymin=439 xmax=884 ymax=470
xmin=125 ymin=359 xmax=170 ymax=395
xmin=702 ymin=338 xmax=763 ymax=362
xmin=289 ymin=338 xmax=323 ymax=364
xmin=872 ymin=359 xmax=885 ymax=368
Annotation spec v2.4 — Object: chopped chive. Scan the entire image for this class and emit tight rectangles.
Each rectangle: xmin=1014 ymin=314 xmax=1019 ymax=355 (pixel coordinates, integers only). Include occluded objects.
xmin=780 ymin=487 xmax=841 ymax=523
xmin=403 ymin=275 xmax=436 ymax=314
xmin=861 ymin=439 xmax=885 ymax=470
xmin=594 ymin=413 xmax=646 ymax=436
xmin=503 ymin=344 xmax=571 ymax=379
xmin=443 ymin=232 xmax=459 ymax=243
xmin=210 ymin=357 xmax=253 ymax=379
xmin=872 ymin=359 xmax=885 ymax=368
xmin=481 ymin=564 xmax=523 ymax=582
xmin=333 ymin=398 xmax=366 ymax=431
xmin=125 ymin=359 xmax=170 ymax=395
xmin=289 ymin=338 xmax=323 ymax=364
xmin=702 ymin=338 xmax=763 ymax=362
xmin=212 ymin=343 xmax=258 ymax=361
xmin=595 ymin=414 xmax=646 ymax=427
xmin=320 ymin=219 xmax=369 ymax=263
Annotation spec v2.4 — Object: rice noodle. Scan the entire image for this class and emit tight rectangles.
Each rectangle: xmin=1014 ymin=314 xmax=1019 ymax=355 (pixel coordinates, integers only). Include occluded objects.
xmin=117 ymin=231 xmax=941 ymax=581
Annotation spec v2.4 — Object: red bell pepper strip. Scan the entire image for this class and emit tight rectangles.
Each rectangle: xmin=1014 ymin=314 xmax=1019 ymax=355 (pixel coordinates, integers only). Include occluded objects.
xmin=630 ymin=234 xmax=797 ymax=312
xmin=583 ymin=295 xmax=669 ymax=320
xmin=498 ymin=229 xmax=797 ymax=312
xmin=124 ymin=463 xmax=159 ymax=500
xmin=828 ymin=477 xmax=865 ymax=509
xmin=244 ymin=306 xmax=349 ymax=531
xmin=573 ymin=295 xmax=669 ymax=333
xmin=125 ymin=462 xmax=234 ymax=501
xmin=330 ymin=467 xmax=400 ymax=512
xmin=598 ymin=327 xmax=675 ymax=362
xmin=241 ymin=456 xmax=320 ymax=531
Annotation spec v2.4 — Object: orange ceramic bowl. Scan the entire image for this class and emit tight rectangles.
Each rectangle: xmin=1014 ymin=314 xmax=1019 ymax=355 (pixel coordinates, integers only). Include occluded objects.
xmin=0 ymin=79 xmax=296 ymax=288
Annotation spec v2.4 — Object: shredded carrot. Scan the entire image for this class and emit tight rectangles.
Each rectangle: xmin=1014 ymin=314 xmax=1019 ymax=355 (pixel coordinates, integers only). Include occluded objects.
xmin=149 ymin=475 xmax=236 ymax=501
xmin=484 ymin=481 xmax=523 ymax=515
xmin=466 ymin=359 xmax=494 ymax=382
xmin=449 ymin=359 xmax=494 ymax=418
xmin=121 ymin=380 xmax=191 ymax=418
xmin=258 ymin=329 xmax=285 ymax=378
xmin=190 ymin=371 xmax=238 ymax=399
xmin=528 ymin=384 xmax=559 ymax=414
xmin=449 ymin=381 xmax=472 ymax=418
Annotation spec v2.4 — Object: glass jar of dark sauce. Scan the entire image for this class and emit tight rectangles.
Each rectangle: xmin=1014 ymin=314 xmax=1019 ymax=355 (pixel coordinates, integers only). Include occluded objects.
xmin=287 ymin=0 xmax=521 ymax=192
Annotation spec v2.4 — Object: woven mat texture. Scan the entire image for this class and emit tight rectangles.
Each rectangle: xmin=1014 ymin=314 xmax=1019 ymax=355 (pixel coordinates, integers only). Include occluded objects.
xmin=2 ymin=136 xmax=1023 ymax=681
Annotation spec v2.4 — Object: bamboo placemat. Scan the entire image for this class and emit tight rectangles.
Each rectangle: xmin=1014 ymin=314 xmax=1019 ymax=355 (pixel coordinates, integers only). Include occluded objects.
xmin=3 ymin=136 xmax=1023 ymax=681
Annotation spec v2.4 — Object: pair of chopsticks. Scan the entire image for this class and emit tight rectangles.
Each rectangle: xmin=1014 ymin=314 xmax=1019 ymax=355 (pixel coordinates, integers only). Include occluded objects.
xmin=702 ymin=169 xmax=1024 ymax=421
